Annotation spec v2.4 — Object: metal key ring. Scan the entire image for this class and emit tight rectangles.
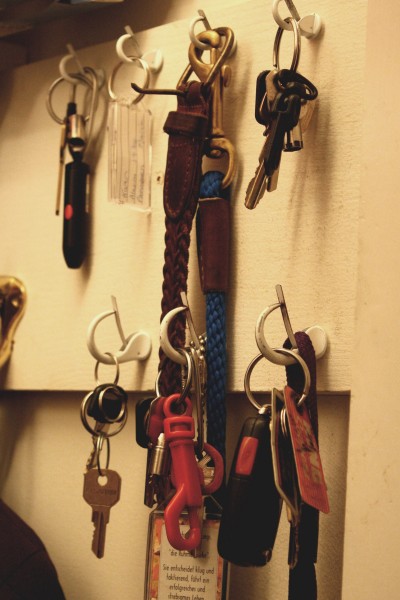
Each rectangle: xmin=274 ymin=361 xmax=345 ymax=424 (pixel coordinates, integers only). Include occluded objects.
xmin=244 ymin=353 xmax=269 ymax=411
xmin=46 ymin=72 xmax=93 ymax=124
xmin=98 ymin=385 xmax=127 ymax=424
xmin=108 ymin=56 xmax=150 ymax=104
xmin=94 ymin=352 xmax=120 ymax=386
xmin=80 ymin=391 xmax=128 ymax=437
xmin=273 ymin=16 xmax=301 ymax=72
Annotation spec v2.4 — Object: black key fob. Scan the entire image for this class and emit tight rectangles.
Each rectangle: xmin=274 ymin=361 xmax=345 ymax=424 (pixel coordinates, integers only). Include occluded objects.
xmin=135 ymin=397 xmax=153 ymax=448
xmin=63 ymin=158 xmax=89 ymax=268
xmin=218 ymin=411 xmax=282 ymax=566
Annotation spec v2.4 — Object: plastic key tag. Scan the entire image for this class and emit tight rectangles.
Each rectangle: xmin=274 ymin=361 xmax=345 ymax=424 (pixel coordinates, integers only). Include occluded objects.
xmin=108 ymin=100 xmax=152 ymax=212
xmin=270 ymin=388 xmax=300 ymax=524
xmin=283 ymin=386 xmax=330 ymax=514
xmin=145 ymin=508 xmax=228 ymax=600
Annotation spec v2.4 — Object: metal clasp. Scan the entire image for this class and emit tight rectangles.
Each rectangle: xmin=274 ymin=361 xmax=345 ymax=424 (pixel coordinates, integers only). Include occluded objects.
xmin=186 ymin=27 xmax=236 ymax=187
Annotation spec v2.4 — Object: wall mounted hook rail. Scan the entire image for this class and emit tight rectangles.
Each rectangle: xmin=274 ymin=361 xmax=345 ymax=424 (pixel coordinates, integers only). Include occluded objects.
xmin=272 ymin=0 xmax=323 ymax=39
xmin=87 ymin=296 xmax=151 ymax=365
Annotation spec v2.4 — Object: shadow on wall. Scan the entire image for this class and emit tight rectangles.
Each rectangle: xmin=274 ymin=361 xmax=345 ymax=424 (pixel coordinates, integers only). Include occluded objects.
xmin=0 ymin=389 xmax=37 ymax=494
xmin=225 ymin=392 xmax=350 ymax=600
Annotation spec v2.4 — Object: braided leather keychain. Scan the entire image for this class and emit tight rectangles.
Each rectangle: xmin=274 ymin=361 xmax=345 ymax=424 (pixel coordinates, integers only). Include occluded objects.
xmin=158 ymin=81 xmax=210 ymax=395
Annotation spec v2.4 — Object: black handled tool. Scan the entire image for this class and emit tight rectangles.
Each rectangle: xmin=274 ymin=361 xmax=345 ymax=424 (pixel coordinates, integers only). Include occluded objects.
xmin=63 ymin=156 xmax=89 ymax=268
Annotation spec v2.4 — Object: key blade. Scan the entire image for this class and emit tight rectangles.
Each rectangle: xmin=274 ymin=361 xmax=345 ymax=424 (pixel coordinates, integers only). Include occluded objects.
xmin=92 ymin=508 xmax=110 ymax=559
xmin=245 ymin=169 xmax=266 ymax=209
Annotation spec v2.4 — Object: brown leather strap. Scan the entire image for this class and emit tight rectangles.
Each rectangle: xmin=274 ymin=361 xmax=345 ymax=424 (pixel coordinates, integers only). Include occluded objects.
xmin=158 ymin=81 xmax=210 ymax=394
xmin=197 ymin=195 xmax=230 ymax=293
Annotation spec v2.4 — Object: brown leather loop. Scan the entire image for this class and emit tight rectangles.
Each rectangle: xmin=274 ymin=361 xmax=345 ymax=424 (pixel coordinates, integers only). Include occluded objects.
xmin=197 ymin=197 xmax=230 ymax=293
xmin=158 ymin=81 xmax=210 ymax=394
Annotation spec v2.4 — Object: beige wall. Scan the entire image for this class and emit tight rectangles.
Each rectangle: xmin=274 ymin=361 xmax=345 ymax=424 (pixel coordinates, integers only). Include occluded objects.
xmin=1 ymin=0 xmax=398 ymax=598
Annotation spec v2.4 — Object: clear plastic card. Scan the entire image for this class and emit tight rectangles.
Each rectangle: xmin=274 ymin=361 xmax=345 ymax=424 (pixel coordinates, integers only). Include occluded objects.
xmin=108 ymin=100 xmax=152 ymax=212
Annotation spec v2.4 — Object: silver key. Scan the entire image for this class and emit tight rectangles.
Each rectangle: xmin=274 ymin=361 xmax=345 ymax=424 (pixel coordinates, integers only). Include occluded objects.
xmin=83 ymin=468 xmax=121 ymax=558
xmin=245 ymin=70 xmax=282 ymax=208
xmin=244 ymin=136 xmax=270 ymax=209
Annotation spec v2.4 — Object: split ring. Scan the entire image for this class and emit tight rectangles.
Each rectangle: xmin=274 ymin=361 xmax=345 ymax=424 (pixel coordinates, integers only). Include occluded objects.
xmin=94 ymin=352 xmax=120 ymax=386
xmin=273 ymin=16 xmax=301 ymax=72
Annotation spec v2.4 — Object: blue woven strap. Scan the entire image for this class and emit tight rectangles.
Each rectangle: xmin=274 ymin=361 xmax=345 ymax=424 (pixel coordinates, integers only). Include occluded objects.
xmin=199 ymin=171 xmax=227 ymax=462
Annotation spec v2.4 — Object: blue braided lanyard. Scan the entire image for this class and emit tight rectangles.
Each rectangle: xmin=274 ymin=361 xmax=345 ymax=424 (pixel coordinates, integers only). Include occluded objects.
xmin=198 ymin=171 xmax=228 ymax=464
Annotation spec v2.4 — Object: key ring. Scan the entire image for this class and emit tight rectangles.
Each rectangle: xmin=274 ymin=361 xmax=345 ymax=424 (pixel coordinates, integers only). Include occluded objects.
xmin=80 ymin=391 xmax=128 ymax=437
xmin=46 ymin=73 xmax=91 ymax=125
xmin=94 ymin=352 xmax=120 ymax=386
xmin=273 ymin=16 xmax=301 ymax=72
xmin=108 ymin=56 xmax=150 ymax=104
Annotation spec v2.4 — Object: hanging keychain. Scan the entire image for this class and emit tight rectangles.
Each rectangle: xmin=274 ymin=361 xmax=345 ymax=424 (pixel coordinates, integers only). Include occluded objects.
xmin=46 ymin=47 xmax=101 ymax=268
xmin=107 ymin=27 xmax=162 ymax=211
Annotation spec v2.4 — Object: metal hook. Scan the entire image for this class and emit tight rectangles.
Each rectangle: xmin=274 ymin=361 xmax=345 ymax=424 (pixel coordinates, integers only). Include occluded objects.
xmin=87 ymin=296 xmax=151 ymax=365
xmin=255 ymin=285 xmax=328 ymax=366
xmin=272 ymin=0 xmax=323 ymax=39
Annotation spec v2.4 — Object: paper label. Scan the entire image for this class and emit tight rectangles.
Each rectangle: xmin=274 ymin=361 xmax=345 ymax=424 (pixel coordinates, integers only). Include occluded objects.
xmin=108 ymin=101 xmax=152 ymax=212
xmin=284 ymin=386 xmax=330 ymax=514
xmin=145 ymin=512 xmax=225 ymax=600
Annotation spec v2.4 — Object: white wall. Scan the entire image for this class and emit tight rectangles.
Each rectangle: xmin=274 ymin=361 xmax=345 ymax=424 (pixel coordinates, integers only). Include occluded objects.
xmin=1 ymin=0 xmax=394 ymax=598
xmin=341 ymin=0 xmax=400 ymax=597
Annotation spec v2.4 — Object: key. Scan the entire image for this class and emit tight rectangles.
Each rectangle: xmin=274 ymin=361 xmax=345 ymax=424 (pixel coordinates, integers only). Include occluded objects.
xmin=245 ymin=137 xmax=269 ymax=209
xmin=263 ymin=93 xmax=302 ymax=190
xmin=218 ymin=407 xmax=282 ymax=566
xmin=83 ymin=468 xmax=121 ymax=558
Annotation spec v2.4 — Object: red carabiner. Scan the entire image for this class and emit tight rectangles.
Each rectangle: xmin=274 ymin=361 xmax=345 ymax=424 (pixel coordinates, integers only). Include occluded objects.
xmin=163 ymin=393 xmax=203 ymax=551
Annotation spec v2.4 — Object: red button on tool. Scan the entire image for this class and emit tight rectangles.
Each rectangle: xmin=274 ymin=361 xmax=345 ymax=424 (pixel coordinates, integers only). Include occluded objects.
xmin=235 ymin=436 xmax=259 ymax=476
xmin=64 ymin=204 xmax=73 ymax=220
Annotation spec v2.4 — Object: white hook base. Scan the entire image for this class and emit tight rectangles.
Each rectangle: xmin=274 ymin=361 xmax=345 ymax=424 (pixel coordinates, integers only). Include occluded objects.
xmin=272 ymin=0 xmax=323 ymax=39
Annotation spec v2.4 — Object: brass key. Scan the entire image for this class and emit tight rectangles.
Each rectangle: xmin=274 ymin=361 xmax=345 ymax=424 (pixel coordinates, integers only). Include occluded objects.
xmin=83 ymin=468 xmax=121 ymax=558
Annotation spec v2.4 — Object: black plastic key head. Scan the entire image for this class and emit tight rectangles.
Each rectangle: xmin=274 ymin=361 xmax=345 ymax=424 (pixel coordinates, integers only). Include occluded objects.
xmin=217 ymin=412 xmax=282 ymax=566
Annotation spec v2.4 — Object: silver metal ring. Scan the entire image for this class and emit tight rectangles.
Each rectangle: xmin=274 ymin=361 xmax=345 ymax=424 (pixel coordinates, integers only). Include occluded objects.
xmin=98 ymin=385 xmax=127 ymax=424
xmin=46 ymin=72 xmax=93 ymax=124
xmin=108 ymin=56 xmax=150 ymax=104
xmin=273 ymin=16 xmax=301 ymax=72
xmin=80 ymin=390 xmax=128 ymax=437
xmin=94 ymin=352 xmax=120 ymax=386
xmin=244 ymin=353 xmax=270 ymax=411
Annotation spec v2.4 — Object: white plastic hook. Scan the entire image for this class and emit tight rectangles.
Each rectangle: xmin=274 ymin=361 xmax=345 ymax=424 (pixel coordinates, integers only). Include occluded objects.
xmin=87 ymin=297 xmax=152 ymax=365
xmin=59 ymin=44 xmax=105 ymax=88
xmin=272 ymin=0 xmax=322 ymax=39
xmin=159 ymin=306 xmax=188 ymax=366
xmin=189 ymin=9 xmax=237 ymax=55
xmin=255 ymin=302 xmax=328 ymax=366
xmin=116 ymin=26 xmax=163 ymax=73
